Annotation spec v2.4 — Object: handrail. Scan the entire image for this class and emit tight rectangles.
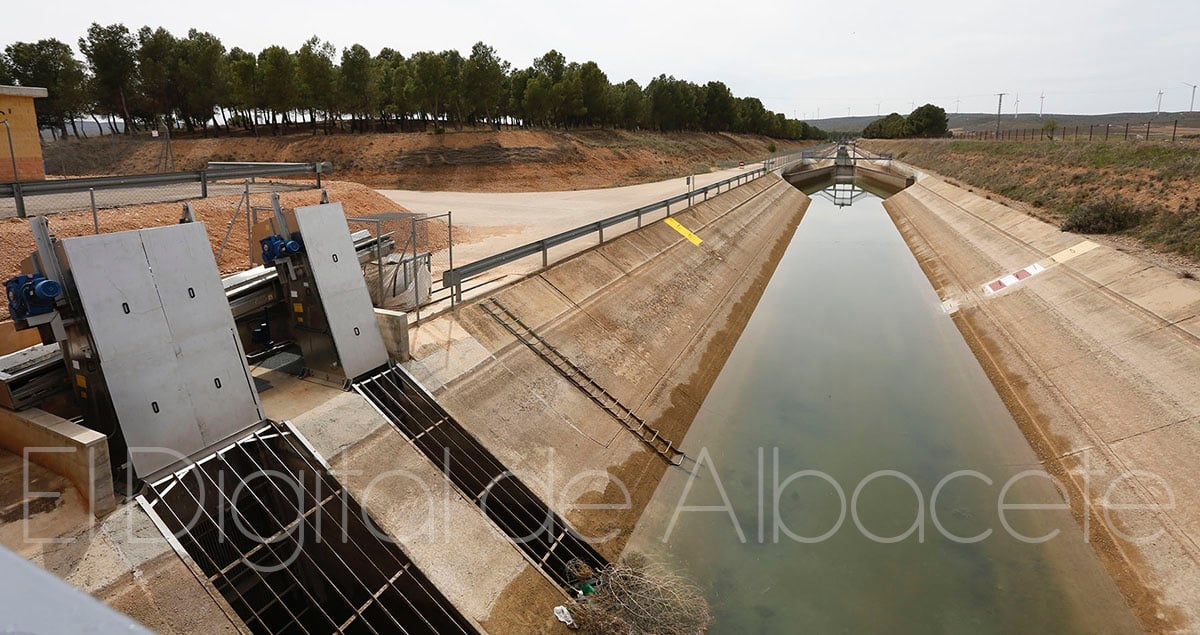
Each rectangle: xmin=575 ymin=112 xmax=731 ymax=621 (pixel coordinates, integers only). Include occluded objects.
xmin=442 ymin=150 xmax=806 ymax=294
xmin=0 ymin=162 xmax=330 ymax=197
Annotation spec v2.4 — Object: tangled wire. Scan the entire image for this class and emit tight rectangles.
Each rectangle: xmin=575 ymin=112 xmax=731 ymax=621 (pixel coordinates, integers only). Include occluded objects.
xmin=565 ymin=553 xmax=713 ymax=634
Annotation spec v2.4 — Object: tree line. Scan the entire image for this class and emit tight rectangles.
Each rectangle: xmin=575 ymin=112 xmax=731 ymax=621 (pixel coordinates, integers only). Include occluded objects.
xmin=0 ymin=25 xmax=827 ymax=141
xmin=861 ymin=104 xmax=948 ymax=139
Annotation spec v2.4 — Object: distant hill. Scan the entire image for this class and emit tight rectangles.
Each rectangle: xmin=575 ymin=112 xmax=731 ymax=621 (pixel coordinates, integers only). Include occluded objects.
xmin=809 ymin=112 xmax=1200 ymax=134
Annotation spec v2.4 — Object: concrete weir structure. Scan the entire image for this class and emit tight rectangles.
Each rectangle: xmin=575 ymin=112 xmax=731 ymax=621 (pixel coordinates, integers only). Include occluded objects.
xmin=884 ymin=171 xmax=1200 ymax=632
xmin=403 ymin=173 xmax=809 ymax=628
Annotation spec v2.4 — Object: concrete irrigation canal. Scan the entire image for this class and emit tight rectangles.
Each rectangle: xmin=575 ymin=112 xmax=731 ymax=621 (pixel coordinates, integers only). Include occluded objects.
xmin=4 ymin=143 xmax=1197 ymax=632
xmin=626 ymin=176 xmax=1140 ymax=632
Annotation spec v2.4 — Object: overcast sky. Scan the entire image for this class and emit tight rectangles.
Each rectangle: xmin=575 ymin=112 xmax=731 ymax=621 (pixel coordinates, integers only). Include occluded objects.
xmin=4 ymin=0 xmax=1198 ymax=118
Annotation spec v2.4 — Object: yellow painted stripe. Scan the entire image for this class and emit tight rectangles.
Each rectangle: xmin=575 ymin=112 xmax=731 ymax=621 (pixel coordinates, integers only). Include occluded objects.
xmin=664 ymin=217 xmax=703 ymax=245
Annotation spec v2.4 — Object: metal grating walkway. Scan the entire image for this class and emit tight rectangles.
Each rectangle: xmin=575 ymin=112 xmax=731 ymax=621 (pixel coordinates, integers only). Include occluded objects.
xmin=139 ymin=421 xmax=477 ymax=635
xmin=353 ymin=365 xmax=608 ymax=589
xmin=481 ymin=297 xmax=689 ymax=466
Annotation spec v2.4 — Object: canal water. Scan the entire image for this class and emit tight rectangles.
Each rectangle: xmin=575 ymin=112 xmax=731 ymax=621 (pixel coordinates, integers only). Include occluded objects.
xmin=626 ymin=180 xmax=1139 ymax=633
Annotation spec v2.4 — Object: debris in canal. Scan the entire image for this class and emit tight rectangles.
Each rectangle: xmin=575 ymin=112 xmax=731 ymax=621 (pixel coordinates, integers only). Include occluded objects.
xmin=565 ymin=553 xmax=713 ymax=635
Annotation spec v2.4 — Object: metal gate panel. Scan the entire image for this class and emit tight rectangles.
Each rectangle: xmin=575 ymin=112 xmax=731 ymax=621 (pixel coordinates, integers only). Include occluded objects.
xmin=101 ymin=347 xmax=203 ymax=474
xmin=292 ymin=203 xmax=364 ymax=290
xmin=139 ymin=224 xmax=234 ymax=339
xmin=62 ymin=231 xmax=203 ymax=476
xmin=318 ymin=287 xmax=387 ymax=380
xmin=293 ymin=203 xmax=388 ymax=379
xmin=172 ymin=327 xmax=262 ymax=448
xmin=140 ymin=224 xmax=263 ymax=447
xmin=61 ymin=225 xmax=264 ymax=478
xmin=60 ymin=231 xmax=173 ymax=363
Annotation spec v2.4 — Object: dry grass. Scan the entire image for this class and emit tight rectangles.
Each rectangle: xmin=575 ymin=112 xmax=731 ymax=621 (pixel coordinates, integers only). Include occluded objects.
xmin=865 ymin=138 xmax=1200 ymax=263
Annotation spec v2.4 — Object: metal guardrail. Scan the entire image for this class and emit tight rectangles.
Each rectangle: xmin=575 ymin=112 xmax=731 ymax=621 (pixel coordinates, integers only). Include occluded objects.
xmin=0 ymin=161 xmax=330 ymax=217
xmin=441 ymin=151 xmax=806 ymax=298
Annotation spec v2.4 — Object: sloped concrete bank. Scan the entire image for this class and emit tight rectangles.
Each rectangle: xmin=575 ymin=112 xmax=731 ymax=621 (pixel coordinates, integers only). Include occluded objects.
xmin=404 ymin=173 xmax=810 ymax=631
xmin=884 ymin=174 xmax=1200 ymax=633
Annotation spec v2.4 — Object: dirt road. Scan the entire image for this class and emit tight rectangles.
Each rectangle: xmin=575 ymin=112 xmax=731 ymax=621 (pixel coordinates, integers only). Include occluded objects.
xmin=379 ymin=165 xmax=758 ymax=267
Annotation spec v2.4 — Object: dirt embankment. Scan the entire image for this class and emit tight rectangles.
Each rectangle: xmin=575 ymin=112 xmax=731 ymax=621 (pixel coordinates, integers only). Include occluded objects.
xmin=42 ymin=129 xmax=813 ymax=192
xmin=0 ymin=181 xmax=453 ymax=321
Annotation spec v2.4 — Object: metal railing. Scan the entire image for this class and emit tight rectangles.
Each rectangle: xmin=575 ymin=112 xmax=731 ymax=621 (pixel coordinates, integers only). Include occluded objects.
xmin=0 ymin=161 xmax=330 ymax=218
xmin=441 ymin=151 xmax=805 ymax=299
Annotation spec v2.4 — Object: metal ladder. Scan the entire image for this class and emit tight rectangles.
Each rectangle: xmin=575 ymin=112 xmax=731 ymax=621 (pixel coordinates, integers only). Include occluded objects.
xmin=481 ymin=297 xmax=689 ymax=467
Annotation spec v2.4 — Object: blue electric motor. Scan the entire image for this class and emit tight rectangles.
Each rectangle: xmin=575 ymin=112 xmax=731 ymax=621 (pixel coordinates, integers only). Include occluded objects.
xmin=5 ymin=273 xmax=62 ymax=320
xmin=260 ymin=234 xmax=303 ymax=264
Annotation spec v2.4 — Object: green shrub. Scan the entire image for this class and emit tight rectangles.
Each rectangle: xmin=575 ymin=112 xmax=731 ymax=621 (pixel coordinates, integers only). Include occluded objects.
xmin=1061 ymin=196 xmax=1147 ymax=234
xmin=1137 ymin=199 xmax=1200 ymax=260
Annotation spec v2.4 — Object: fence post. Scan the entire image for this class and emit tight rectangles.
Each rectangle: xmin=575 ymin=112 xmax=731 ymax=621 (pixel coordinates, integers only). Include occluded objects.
xmin=200 ymin=170 xmax=208 ymax=198
xmin=1146 ymin=121 xmax=1151 ymax=140
xmin=1105 ymin=124 xmax=1110 ymax=141
xmin=1124 ymin=123 xmax=1129 ymax=140
xmin=13 ymin=182 xmax=25 ymax=218
xmin=1089 ymin=125 xmax=1094 ymax=141
xmin=1075 ymin=126 xmax=1079 ymax=140
xmin=1173 ymin=120 xmax=1178 ymax=142
xmin=90 ymin=188 xmax=99 ymax=234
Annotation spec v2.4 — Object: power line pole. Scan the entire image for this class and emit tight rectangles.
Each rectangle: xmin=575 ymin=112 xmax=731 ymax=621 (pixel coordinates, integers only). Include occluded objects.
xmin=995 ymin=93 xmax=1007 ymax=138
xmin=1185 ymin=82 xmax=1198 ymax=112
xmin=1039 ymin=92 xmax=1045 ymax=118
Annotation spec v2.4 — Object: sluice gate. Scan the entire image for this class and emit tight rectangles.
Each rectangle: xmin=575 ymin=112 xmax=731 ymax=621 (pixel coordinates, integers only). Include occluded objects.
xmin=354 ymin=365 xmax=608 ymax=588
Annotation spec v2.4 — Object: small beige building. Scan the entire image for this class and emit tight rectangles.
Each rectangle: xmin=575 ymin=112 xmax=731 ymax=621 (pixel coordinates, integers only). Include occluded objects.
xmin=0 ymin=85 xmax=49 ymax=182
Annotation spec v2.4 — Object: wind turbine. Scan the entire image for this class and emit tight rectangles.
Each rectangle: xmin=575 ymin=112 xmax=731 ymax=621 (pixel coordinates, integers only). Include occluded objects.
xmin=1039 ymin=91 xmax=1045 ymax=118
xmin=1014 ymin=92 xmax=1020 ymax=119
xmin=955 ymin=97 xmax=961 ymax=114
xmin=1156 ymin=90 xmax=1164 ymax=116
xmin=1185 ymin=82 xmax=1197 ymax=112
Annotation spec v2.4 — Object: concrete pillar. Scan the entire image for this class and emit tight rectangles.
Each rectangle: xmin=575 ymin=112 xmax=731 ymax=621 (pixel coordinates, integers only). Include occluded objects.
xmin=374 ymin=308 xmax=410 ymax=362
